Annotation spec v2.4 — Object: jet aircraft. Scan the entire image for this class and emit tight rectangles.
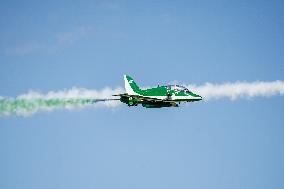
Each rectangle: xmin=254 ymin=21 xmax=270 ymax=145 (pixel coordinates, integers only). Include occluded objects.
xmin=112 ymin=75 xmax=202 ymax=108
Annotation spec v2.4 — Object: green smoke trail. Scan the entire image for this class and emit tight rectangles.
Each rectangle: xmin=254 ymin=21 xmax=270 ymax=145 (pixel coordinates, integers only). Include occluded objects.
xmin=0 ymin=87 xmax=124 ymax=117
xmin=0 ymin=98 xmax=98 ymax=116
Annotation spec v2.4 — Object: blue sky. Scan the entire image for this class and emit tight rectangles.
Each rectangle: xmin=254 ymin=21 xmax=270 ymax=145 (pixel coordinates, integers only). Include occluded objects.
xmin=0 ymin=0 xmax=284 ymax=189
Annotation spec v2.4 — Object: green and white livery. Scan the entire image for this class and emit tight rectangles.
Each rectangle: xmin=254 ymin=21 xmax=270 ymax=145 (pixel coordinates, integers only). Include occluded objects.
xmin=114 ymin=75 xmax=202 ymax=108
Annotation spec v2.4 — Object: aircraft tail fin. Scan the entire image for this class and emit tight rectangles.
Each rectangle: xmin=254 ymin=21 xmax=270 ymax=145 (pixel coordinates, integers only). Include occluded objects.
xmin=124 ymin=75 xmax=142 ymax=95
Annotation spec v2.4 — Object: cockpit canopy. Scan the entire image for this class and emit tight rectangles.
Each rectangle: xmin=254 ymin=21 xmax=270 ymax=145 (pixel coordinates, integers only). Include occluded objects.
xmin=166 ymin=85 xmax=192 ymax=93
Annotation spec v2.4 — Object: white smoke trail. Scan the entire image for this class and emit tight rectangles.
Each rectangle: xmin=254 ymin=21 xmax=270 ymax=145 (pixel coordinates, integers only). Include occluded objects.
xmin=1 ymin=80 xmax=284 ymax=117
xmin=187 ymin=80 xmax=284 ymax=101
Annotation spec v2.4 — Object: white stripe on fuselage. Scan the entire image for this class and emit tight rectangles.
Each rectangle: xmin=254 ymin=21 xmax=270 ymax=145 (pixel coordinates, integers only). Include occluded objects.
xmin=129 ymin=94 xmax=201 ymax=101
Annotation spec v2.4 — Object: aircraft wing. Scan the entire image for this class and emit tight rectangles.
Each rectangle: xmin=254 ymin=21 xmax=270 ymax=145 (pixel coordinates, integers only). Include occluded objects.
xmin=113 ymin=93 xmax=174 ymax=103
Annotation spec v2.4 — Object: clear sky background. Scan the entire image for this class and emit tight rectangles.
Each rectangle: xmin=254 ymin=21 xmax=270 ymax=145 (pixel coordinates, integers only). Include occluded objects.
xmin=0 ymin=0 xmax=284 ymax=189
